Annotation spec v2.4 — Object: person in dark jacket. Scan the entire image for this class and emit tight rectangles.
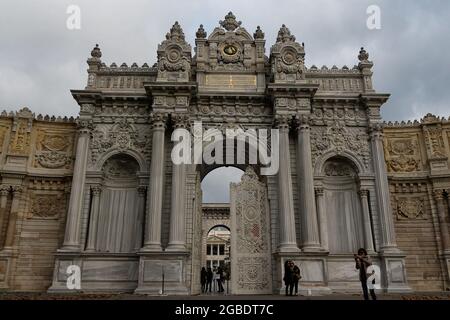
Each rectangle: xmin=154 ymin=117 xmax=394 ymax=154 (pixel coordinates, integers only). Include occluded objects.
xmin=283 ymin=260 xmax=294 ymax=296
xmin=200 ymin=267 xmax=207 ymax=293
xmin=206 ymin=267 xmax=213 ymax=293
xmin=355 ymin=248 xmax=377 ymax=300
xmin=292 ymin=263 xmax=302 ymax=296
xmin=217 ymin=266 xmax=224 ymax=292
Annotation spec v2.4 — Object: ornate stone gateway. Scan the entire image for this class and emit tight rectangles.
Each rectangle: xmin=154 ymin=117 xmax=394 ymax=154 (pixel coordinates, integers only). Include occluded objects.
xmin=230 ymin=167 xmax=272 ymax=294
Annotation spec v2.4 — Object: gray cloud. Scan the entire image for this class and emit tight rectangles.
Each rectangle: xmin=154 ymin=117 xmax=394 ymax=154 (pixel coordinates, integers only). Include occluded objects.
xmin=1 ymin=0 xmax=449 ymax=201
xmin=1 ymin=0 xmax=448 ymax=119
xmin=202 ymin=167 xmax=244 ymax=203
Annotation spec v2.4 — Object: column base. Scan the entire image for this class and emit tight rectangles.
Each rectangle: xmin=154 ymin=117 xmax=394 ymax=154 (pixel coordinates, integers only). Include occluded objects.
xmin=380 ymin=249 xmax=412 ymax=293
xmin=277 ymin=244 xmax=301 ymax=253
xmin=0 ymin=251 xmax=13 ymax=290
xmin=165 ymin=244 xmax=187 ymax=252
xmin=441 ymin=251 xmax=450 ymax=291
xmin=135 ymin=251 xmax=190 ymax=295
xmin=302 ymin=246 xmax=326 ymax=253
xmin=58 ymin=245 xmax=81 ymax=252
xmin=140 ymin=243 xmax=163 ymax=252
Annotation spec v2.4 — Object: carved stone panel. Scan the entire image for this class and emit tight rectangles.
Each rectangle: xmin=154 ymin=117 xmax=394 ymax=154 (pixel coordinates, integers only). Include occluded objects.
xmin=33 ymin=129 xmax=74 ymax=169
xmin=310 ymin=122 xmax=370 ymax=170
xmin=8 ymin=119 xmax=31 ymax=155
xmin=230 ymin=167 xmax=272 ymax=294
xmin=29 ymin=192 xmax=66 ymax=219
xmin=384 ymin=137 xmax=421 ymax=173
xmin=395 ymin=196 xmax=425 ymax=220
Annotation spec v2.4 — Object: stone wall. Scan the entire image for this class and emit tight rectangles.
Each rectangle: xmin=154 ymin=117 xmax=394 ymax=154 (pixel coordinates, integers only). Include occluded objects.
xmin=0 ymin=108 xmax=76 ymax=291
xmin=384 ymin=114 xmax=450 ymax=291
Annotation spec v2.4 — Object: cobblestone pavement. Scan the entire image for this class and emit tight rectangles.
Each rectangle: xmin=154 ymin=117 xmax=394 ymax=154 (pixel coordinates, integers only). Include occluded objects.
xmin=0 ymin=292 xmax=449 ymax=300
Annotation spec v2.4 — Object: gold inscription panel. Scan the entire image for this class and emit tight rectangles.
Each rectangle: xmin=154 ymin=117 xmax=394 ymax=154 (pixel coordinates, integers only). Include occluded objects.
xmin=205 ymin=74 xmax=257 ymax=88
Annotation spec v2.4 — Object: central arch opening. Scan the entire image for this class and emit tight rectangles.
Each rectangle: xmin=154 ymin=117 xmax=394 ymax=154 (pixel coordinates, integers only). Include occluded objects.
xmin=200 ymin=166 xmax=244 ymax=293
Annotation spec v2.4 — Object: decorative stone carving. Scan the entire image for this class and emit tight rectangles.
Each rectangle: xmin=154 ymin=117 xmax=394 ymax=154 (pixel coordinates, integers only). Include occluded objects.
xmin=219 ymin=12 xmax=242 ymax=31
xmin=230 ymin=167 xmax=272 ymax=294
xmin=34 ymin=131 xmax=74 ymax=169
xmin=89 ymin=119 xmax=151 ymax=166
xmin=8 ymin=118 xmax=31 ymax=155
xmin=424 ymin=127 xmax=446 ymax=159
xmin=396 ymin=197 xmax=425 ymax=220
xmin=90 ymin=44 xmax=102 ymax=59
xmin=311 ymin=122 xmax=370 ymax=169
xmin=384 ymin=138 xmax=421 ymax=173
xmin=270 ymin=24 xmax=305 ymax=82
xmin=29 ymin=193 xmax=65 ymax=219
xmin=36 ymin=152 xmax=72 ymax=169
xmin=253 ymin=26 xmax=264 ymax=40
xmin=103 ymin=154 xmax=139 ymax=179
xmin=196 ymin=24 xmax=207 ymax=39
xmin=324 ymin=160 xmax=356 ymax=177
xmin=156 ymin=22 xmax=191 ymax=82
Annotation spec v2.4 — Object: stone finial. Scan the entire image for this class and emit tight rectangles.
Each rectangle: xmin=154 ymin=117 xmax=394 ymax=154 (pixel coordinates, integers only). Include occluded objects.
xmin=276 ymin=24 xmax=296 ymax=43
xmin=254 ymin=26 xmax=264 ymax=39
xmin=166 ymin=21 xmax=185 ymax=42
xmin=90 ymin=44 xmax=102 ymax=59
xmin=358 ymin=47 xmax=369 ymax=62
xmin=196 ymin=24 xmax=207 ymax=39
xmin=219 ymin=11 xmax=242 ymax=31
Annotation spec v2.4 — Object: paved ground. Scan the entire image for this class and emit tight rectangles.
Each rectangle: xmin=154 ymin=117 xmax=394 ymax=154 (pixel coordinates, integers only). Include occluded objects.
xmin=0 ymin=292 xmax=449 ymax=300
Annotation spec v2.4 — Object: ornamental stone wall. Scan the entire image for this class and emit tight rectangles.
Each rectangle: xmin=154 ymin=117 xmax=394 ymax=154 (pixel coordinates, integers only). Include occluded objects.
xmin=0 ymin=12 xmax=448 ymax=294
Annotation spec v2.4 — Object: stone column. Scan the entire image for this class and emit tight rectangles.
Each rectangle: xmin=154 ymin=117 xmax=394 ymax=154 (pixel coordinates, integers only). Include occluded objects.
xmin=369 ymin=124 xmax=398 ymax=251
xmin=167 ymin=115 xmax=188 ymax=251
xmin=61 ymin=121 xmax=91 ymax=251
xmin=142 ymin=112 xmax=167 ymax=252
xmin=296 ymin=115 xmax=321 ymax=251
xmin=359 ymin=189 xmax=375 ymax=253
xmin=315 ymin=187 xmax=328 ymax=251
xmin=3 ymin=186 xmax=23 ymax=250
xmin=0 ymin=185 xmax=10 ymax=246
xmin=275 ymin=115 xmax=299 ymax=252
xmin=434 ymin=190 xmax=450 ymax=251
xmin=134 ymin=186 xmax=147 ymax=251
xmin=85 ymin=185 xmax=102 ymax=252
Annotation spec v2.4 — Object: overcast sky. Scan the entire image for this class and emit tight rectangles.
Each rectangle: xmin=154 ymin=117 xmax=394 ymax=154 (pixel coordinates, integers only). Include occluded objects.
xmin=1 ymin=0 xmax=449 ymax=202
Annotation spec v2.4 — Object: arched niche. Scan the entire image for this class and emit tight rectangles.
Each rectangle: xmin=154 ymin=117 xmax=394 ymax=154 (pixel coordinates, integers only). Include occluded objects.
xmin=92 ymin=153 xmax=144 ymax=253
xmin=321 ymin=156 xmax=365 ymax=254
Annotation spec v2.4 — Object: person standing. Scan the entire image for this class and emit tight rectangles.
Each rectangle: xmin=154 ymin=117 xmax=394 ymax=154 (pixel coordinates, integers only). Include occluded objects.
xmin=283 ymin=260 xmax=294 ymax=296
xmin=206 ymin=267 xmax=213 ymax=293
xmin=292 ymin=262 xmax=301 ymax=296
xmin=217 ymin=266 xmax=224 ymax=293
xmin=354 ymin=248 xmax=377 ymax=300
xmin=200 ymin=267 xmax=207 ymax=293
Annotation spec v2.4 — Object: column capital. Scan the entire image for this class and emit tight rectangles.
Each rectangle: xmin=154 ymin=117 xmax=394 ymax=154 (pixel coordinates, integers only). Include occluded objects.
xmin=0 ymin=185 xmax=10 ymax=196
xmin=358 ymin=189 xmax=370 ymax=197
xmin=149 ymin=112 xmax=169 ymax=129
xmin=137 ymin=186 xmax=147 ymax=196
xmin=91 ymin=185 xmax=102 ymax=196
xmin=369 ymin=122 xmax=384 ymax=140
xmin=171 ymin=113 xmax=190 ymax=129
xmin=294 ymin=114 xmax=312 ymax=130
xmin=273 ymin=114 xmax=293 ymax=130
xmin=77 ymin=119 xmax=94 ymax=135
xmin=433 ymin=189 xmax=445 ymax=201
xmin=314 ymin=187 xmax=324 ymax=197
xmin=11 ymin=185 xmax=23 ymax=195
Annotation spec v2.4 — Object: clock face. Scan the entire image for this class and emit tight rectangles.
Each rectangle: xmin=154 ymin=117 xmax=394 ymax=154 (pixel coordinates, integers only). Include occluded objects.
xmin=223 ymin=45 xmax=238 ymax=56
